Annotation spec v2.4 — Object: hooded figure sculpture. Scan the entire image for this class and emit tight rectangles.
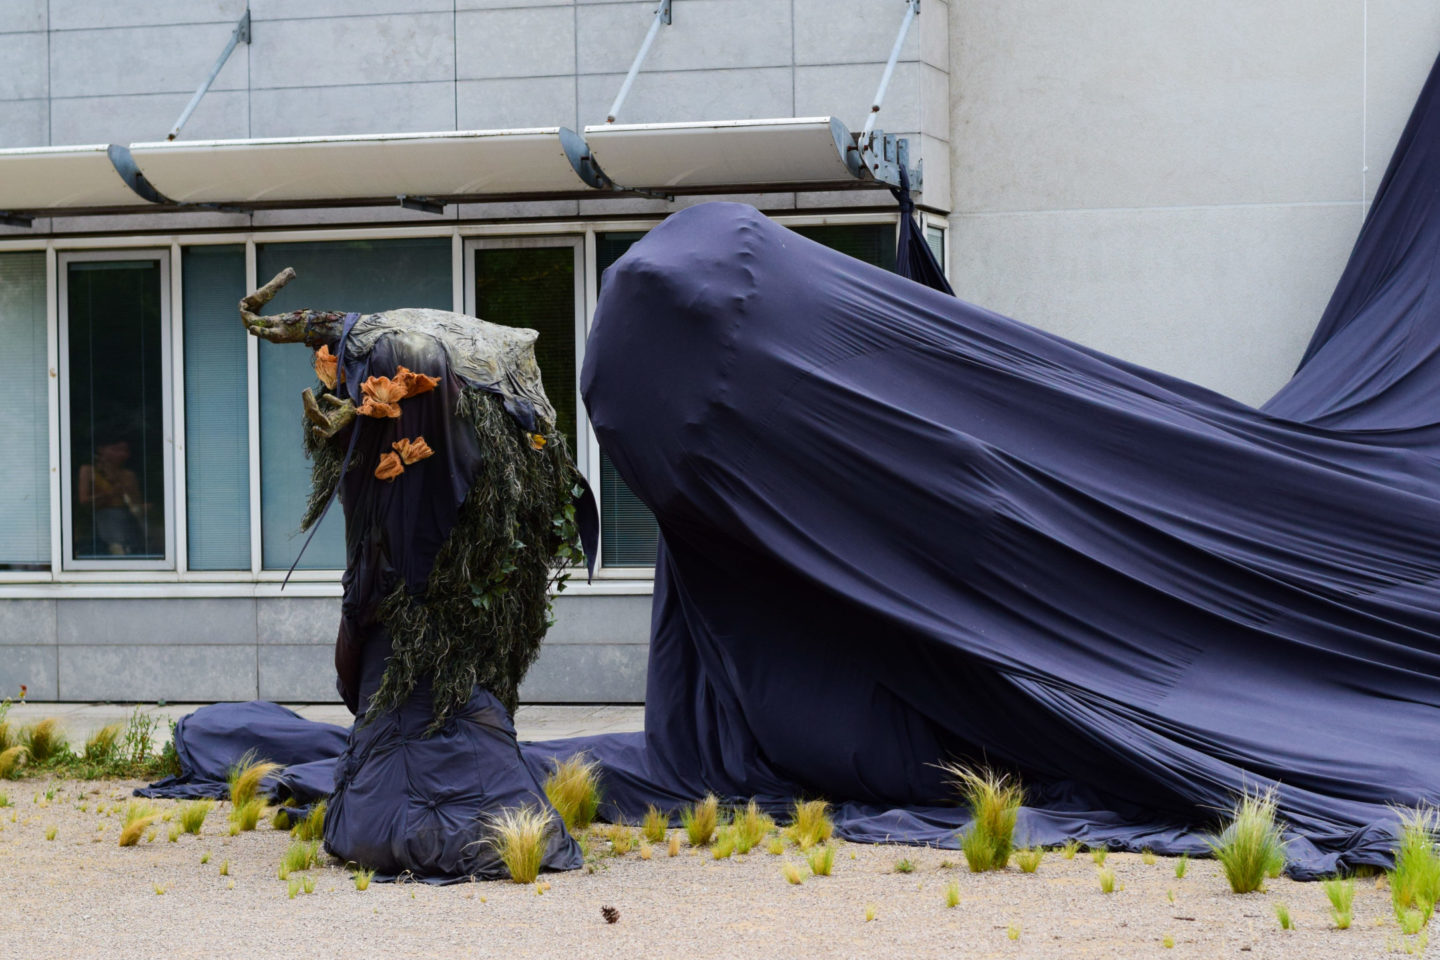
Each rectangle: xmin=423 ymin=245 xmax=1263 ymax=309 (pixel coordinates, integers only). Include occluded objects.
xmin=238 ymin=269 xmax=593 ymax=880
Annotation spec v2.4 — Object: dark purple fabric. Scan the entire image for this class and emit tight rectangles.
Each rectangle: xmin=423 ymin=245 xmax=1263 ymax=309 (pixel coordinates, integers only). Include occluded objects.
xmin=146 ymin=51 xmax=1440 ymax=881
xmin=565 ymin=55 xmax=1440 ymax=877
xmin=892 ymin=166 xmax=954 ymax=295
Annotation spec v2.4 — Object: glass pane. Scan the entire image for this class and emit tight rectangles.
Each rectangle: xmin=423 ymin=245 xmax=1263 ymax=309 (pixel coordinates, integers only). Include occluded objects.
xmin=474 ymin=246 xmax=577 ymax=450
xmin=183 ymin=245 xmax=250 ymax=570
xmin=595 ymin=233 xmax=660 ymax=568
xmin=925 ymin=225 xmax=945 ymax=271
xmin=790 ymin=223 xmax=897 ymax=270
xmin=67 ymin=259 xmax=167 ymax=562
xmin=0 ymin=252 xmax=50 ymax=570
xmin=257 ymin=238 xmax=451 ymax=570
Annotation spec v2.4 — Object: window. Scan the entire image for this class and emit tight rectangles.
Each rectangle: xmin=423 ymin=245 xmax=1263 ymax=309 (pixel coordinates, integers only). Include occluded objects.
xmin=183 ymin=245 xmax=251 ymax=571
xmin=592 ymin=222 xmax=899 ymax=569
xmin=0 ymin=252 xmax=49 ymax=571
xmin=257 ymin=238 xmax=452 ymax=571
xmin=467 ymin=238 xmax=584 ymax=455
xmin=925 ymin=224 xmax=946 ymax=277
xmin=59 ymin=252 xmax=173 ymax=569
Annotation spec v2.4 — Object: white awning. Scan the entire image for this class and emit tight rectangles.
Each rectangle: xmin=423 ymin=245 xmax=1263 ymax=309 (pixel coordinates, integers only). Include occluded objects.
xmin=0 ymin=144 xmax=149 ymax=212
xmin=0 ymin=117 xmax=894 ymax=220
xmin=581 ymin=117 xmax=860 ymax=192
xmin=128 ymin=128 xmax=581 ymax=206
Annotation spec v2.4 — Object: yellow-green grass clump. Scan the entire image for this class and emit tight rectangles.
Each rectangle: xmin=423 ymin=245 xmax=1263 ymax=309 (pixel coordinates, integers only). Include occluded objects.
xmin=119 ymin=800 xmax=160 ymax=846
xmin=1090 ymin=845 xmax=1108 ymax=866
xmin=1324 ymin=876 xmax=1355 ymax=929
xmin=228 ymin=757 xmax=281 ymax=808
xmin=178 ymin=799 xmax=214 ymax=835
xmin=733 ymin=800 xmax=775 ymax=854
xmin=231 ymin=798 xmax=265 ymax=832
xmin=641 ymin=804 xmax=668 ymax=844
xmin=543 ymin=754 xmax=602 ymax=833
xmin=22 ymin=719 xmax=66 ymax=763
xmin=944 ymin=880 xmax=960 ymax=908
xmin=807 ymin=844 xmax=835 ymax=877
xmin=1015 ymin=847 xmax=1043 ymax=873
xmin=1207 ymin=787 xmax=1287 ymax=894
xmin=943 ymin=762 xmax=1022 ymax=872
xmin=782 ymin=862 xmax=804 ymax=885
xmin=291 ymin=800 xmax=326 ymax=843
xmin=1098 ymin=867 xmax=1118 ymax=894
xmin=353 ymin=867 xmax=374 ymax=891
xmin=784 ymin=799 xmax=834 ymax=851
xmin=1390 ymin=806 xmax=1440 ymax=923
xmin=84 ymin=723 xmax=123 ymax=763
xmin=485 ymin=806 xmax=553 ymax=884
xmin=279 ymin=840 xmax=320 ymax=879
xmin=682 ymin=794 xmax=720 ymax=847
xmin=0 ymin=746 xmax=26 ymax=779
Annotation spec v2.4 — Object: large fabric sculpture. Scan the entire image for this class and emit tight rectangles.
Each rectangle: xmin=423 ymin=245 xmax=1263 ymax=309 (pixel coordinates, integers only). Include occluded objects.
xmin=147 ymin=50 xmax=1440 ymax=881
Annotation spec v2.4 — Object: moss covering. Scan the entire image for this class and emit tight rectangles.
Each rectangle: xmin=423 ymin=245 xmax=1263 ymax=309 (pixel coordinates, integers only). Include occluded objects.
xmin=302 ymin=384 xmax=583 ymax=729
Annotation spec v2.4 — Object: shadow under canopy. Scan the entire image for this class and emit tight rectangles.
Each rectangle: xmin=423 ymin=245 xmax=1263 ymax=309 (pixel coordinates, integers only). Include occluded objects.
xmin=146 ymin=52 xmax=1440 ymax=879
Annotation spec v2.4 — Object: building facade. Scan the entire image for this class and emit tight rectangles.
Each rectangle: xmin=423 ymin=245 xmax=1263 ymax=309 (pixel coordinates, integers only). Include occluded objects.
xmin=0 ymin=0 xmax=1435 ymax=703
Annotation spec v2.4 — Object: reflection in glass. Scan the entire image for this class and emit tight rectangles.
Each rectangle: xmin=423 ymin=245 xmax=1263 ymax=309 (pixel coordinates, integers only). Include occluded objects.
xmin=67 ymin=260 xmax=166 ymax=560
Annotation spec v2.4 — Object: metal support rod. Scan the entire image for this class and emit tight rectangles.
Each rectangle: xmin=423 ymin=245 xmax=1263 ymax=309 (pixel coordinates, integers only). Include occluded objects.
xmin=167 ymin=10 xmax=251 ymax=140
xmin=606 ymin=0 xmax=673 ymax=124
xmin=863 ymin=0 xmax=919 ymax=137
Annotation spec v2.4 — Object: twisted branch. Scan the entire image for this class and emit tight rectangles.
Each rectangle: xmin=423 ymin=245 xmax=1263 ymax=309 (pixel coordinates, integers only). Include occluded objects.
xmin=239 ymin=267 xmax=347 ymax=345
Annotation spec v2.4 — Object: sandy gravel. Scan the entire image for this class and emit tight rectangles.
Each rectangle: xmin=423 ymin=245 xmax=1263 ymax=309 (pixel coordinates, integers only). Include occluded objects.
xmin=0 ymin=777 xmax=1427 ymax=960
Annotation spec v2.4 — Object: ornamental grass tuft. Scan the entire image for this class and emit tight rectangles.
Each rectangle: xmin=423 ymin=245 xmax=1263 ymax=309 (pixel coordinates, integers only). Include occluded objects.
xmin=782 ymin=862 xmax=804 ymax=885
xmin=942 ymin=762 xmax=1021 ymax=872
xmin=543 ymin=754 xmax=601 ymax=833
xmin=0 ymin=746 xmax=26 ymax=780
xmin=83 ymin=723 xmax=123 ymax=764
xmin=231 ymin=797 xmax=265 ymax=832
xmin=1207 ymin=787 xmax=1287 ymax=894
xmin=1016 ymin=848 xmax=1043 ymax=873
xmin=1098 ymin=867 xmax=1118 ymax=894
xmin=22 ymin=719 xmax=66 ymax=763
xmin=178 ymin=799 xmax=214 ymax=835
xmin=1324 ymin=876 xmax=1355 ymax=929
xmin=483 ymin=805 xmax=552 ymax=884
xmin=1175 ymin=853 xmax=1190 ymax=879
xmin=807 ymin=844 xmax=834 ymax=877
xmin=228 ymin=755 xmax=281 ymax=809
xmin=292 ymin=800 xmax=326 ymax=843
xmin=118 ymin=800 xmax=159 ymax=847
xmin=944 ymin=880 xmax=960 ymax=908
xmin=1390 ymin=806 xmax=1440 ymax=924
xmin=641 ymin=804 xmax=668 ymax=844
xmin=1274 ymin=902 xmax=1293 ymax=930
xmin=733 ymin=799 xmax=774 ymax=854
xmin=784 ymin=799 xmax=834 ymax=851
xmin=682 ymin=794 xmax=720 ymax=847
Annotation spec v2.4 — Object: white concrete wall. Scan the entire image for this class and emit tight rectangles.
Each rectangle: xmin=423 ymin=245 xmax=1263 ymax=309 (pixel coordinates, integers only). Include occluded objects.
xmin=947 ymin=1 xmax=1440 ymax=406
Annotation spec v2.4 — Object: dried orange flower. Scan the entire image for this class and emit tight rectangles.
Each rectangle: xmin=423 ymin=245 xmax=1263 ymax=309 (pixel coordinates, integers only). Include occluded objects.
xmin=357 ymin=374 xmax=407 ymax=419
xmin=529 ymin=433 xmax=547 ymax=450
xmin=395 ymin=366 xmax=440 ymax=398
xmin=313 ymin=345 xmax=341 ymax=390
xmin=374 ymin=451 xmax=404 ymax=481
xmin=393 ymin=437 xmax=433 ymax=465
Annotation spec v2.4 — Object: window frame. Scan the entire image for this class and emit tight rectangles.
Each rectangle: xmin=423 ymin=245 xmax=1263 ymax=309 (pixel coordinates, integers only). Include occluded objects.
xmin=0 ymin=210 xmax=902 ymax=594
xmin=56 ymin=248 xmax=177 ymax=572
xmin=463 ymin=235 xmax=590 ymax=483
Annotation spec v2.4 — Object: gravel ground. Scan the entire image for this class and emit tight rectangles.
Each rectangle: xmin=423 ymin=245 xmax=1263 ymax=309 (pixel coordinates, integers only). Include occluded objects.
xmin=0 ymin=777 xmax=1428 ymax=960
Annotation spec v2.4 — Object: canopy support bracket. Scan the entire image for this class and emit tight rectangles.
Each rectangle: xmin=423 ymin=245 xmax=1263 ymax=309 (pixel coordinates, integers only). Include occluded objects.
xmin=559 ymin=127 xmax=675 ymax=201
xmin=398 ymin=194 xmax=446 ymax=215
xmin=605 ymin=0 xmax=673 ymax=124
xmin=167 ymin=9 xmax=251 ymax=141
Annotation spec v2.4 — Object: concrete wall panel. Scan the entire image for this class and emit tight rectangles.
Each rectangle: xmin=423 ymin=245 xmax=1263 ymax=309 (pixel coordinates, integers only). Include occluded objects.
xmin=249 ymin=81 xmax=456 ymax=138
xmin=50 ymin=90 xmax=248 ymax=145
xmin=949 ymin=203 xmax=1361 ymax=406
xmin=50 ymin=23 xmax=248 ymax=99
xmin=0 ymin=645 xmax=57 ymax=700
xmin=0 ymin=599 xmax=55 ymax=645
xmin=59 ymin=645 xmax=257 ymax=701
xmin=578 ymin=0 xmax=792 ymax=75
xmin=0 ymin=32 xmax=47 ymax=101
xmin=57 ymin=599 xmax=257 ymax=646
xmin=457 ymin=6 xmax=576 ymax=80
xmin=249 ymin=13 xmax=454 ymax=90
xmin=49 ymin=0 xmax=245 ymax=31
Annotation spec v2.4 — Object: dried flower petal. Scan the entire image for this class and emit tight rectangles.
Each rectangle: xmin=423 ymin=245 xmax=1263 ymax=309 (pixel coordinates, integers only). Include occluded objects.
xmin=393 ymin=436 xmax=434 ymax=465
xmin=374 ymin=451 xmax=404 ymax=481
xmin=529 ymin=433 xmax=547 ymax=450
xmin=395 ymin=366 xmax=440 ymax=398
xmin=313 ymin=345 xmax=340 ymax=390
xmin=357 ymin=374 xmax=408 ymax=418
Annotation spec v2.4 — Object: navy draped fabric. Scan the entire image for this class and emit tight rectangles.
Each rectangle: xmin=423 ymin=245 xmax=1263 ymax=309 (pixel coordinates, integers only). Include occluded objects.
xmin=147 ymin=52 xmax=1440 ymax=880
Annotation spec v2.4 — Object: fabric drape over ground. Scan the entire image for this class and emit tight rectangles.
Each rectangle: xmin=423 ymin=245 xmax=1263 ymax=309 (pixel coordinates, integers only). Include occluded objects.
xmin=148 ymin=52 xmax=1440 ymax=880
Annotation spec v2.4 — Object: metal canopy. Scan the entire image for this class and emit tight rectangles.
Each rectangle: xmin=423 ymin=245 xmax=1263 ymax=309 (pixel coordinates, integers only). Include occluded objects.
xmin=0 ymin=119 xmax=897 ymax=221
xmin=129 ymin=128 xmax=582 ymax=206
xmin=0 ymin=144 xmax=150 ymax=213
xmin=581 ymin=117 xmax=862 ymax=193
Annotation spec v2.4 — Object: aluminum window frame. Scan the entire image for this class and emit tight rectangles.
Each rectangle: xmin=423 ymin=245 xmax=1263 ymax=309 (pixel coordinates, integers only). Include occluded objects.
xmin=56 ymin=248 xmax=177 ymax=572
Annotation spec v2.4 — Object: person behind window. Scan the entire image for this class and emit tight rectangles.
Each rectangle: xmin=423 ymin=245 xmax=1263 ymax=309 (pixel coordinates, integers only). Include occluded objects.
xmin=77 ymin=436 xmax=144 ymax=556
